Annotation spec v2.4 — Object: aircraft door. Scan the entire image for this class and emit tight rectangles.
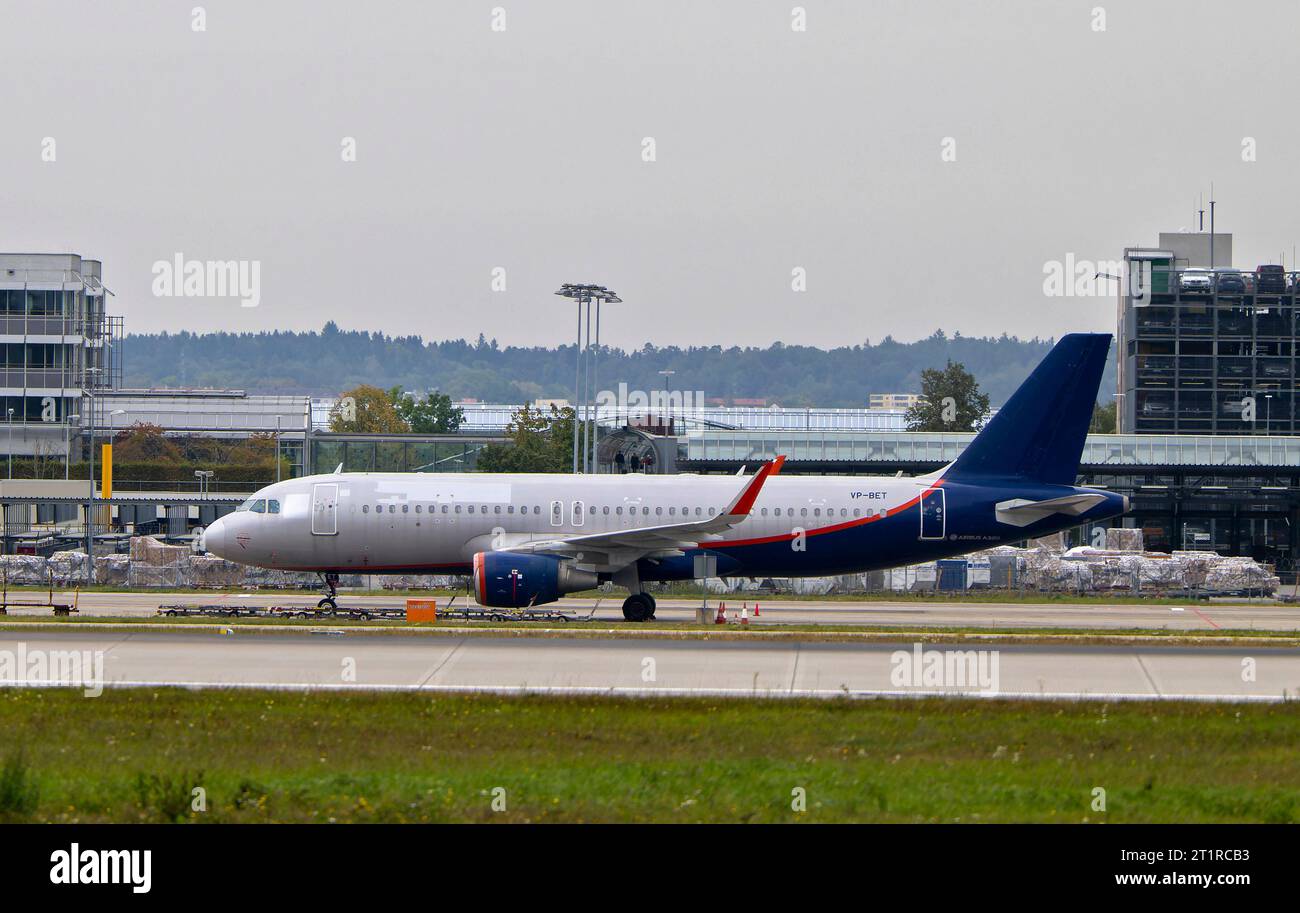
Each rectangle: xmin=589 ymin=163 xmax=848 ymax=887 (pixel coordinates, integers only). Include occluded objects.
xmin=919 ymin=488 xmax=945 ymax=541
xmin=312 ymin=483 xmax=339 ymax=535
xmin=571 ymin=500 xmax=585 ymax=527
xmin=550 ymin=500 xmax=563 ymax=526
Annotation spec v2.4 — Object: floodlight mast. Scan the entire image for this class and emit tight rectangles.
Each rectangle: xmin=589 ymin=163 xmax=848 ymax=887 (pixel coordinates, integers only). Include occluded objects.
xmin=554 ymin=284 xmax=621 ymax=473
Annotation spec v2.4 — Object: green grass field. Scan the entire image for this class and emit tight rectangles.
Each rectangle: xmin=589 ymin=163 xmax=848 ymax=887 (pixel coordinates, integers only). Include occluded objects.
xmin=1 ymin=688 xmax=1297 ymax=823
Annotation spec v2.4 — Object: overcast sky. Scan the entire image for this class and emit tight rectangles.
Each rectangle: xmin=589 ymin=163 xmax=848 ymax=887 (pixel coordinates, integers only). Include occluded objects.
xmin=3 ymin=0 xmax=1299 ymax=350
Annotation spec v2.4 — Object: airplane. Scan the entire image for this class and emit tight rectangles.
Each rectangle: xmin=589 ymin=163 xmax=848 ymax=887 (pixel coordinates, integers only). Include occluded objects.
xmin=201 ymin=333 xmax=1127 ymax=621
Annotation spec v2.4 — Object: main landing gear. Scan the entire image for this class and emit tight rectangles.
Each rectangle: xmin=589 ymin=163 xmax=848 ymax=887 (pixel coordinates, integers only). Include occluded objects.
xmin=621 ymin=592 xmax=657 ymax=622
xmin=317 ymin=572 xmax=340 ymax=610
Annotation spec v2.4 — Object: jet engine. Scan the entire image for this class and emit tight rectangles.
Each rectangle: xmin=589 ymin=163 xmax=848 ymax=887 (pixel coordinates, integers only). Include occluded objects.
xmin=472 ymin=552 xmax=598 ymax=608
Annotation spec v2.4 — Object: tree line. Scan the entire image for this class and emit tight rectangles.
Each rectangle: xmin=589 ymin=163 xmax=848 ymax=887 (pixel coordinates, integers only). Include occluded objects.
xmin=121 ymin=325 xmax=1115 ymax=408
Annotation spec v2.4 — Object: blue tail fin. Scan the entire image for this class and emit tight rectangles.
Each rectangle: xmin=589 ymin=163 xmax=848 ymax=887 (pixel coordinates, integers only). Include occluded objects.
xmin=946 ymin=333 xmax=1111 ymax=486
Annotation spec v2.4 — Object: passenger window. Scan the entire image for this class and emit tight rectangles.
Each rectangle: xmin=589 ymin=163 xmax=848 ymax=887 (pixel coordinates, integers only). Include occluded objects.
xmin=616 ymin=507 xmax=623 ymax=515
xmin=695 ymin=507 xmax=701 ymax=516
xmin=362 ymin=505 xmax=369 ymax=514
xmin=494 ymin=505 xmax=501 ymax=514
xmin=801 ymin=508 xmax=808 ymax=517
xmin=761 ymin=508 xmax=767 ymax=516
xmin=814 ymin=508 xmax=821 ymax=517
xmin=708 ymin=507 xmax=716 ymax=516
xmin=602 ymin=506 xmax=609 ymax=515
xmin=402 ymin=504 xmax=409 ymax=513
xmin=853 ymin=508 xmax=860 ymax=517
xmin=508 ymin=505 xmax=514 ymax=514
xmin=669 ymin=507 xmax=676 ymax=516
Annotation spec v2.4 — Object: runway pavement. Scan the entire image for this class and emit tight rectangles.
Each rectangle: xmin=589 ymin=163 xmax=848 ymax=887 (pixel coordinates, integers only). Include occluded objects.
xmin=9 ymin=589 xmax=1300 ymax=632
xmin=1 ymin=628 xmax=1297 ymax=701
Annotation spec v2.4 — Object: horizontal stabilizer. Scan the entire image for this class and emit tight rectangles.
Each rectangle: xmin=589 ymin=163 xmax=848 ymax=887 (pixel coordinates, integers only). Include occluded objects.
xmin=994 ymin=493 xmax=1108 ymax=528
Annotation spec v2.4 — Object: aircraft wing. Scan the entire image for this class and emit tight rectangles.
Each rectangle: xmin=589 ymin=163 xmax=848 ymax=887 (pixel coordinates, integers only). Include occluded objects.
xmin=501 ymin=456 xmax=784 ymax=561
xmin=994 ymin=492 xmax=1108 ymax=528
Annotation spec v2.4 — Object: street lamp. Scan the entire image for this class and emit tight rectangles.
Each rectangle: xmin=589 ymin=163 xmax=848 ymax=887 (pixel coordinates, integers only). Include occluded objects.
xmin=6 ymin=407 xmax=14 ymax=479
xmin=554 ymin=284 xmax=622 ymax=473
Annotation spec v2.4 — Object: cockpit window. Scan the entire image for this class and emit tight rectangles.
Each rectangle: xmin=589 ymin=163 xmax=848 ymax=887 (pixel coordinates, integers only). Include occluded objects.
xmin=267 ymin=500 xmax=280 ymax=514
xmin=237 ymin=497 xmax=279 ymax=514
xmin=249 ymin=499 xmax=267 ymax=514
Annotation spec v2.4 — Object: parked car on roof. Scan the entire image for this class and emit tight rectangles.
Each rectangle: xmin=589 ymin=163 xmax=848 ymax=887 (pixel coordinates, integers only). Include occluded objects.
xmin=1179 ymin=268 xmax=1213 ymax=292
xmin=1255 ymin=264 xmax=1286 ymax=294
xmin=1214 ymin=269 xmax=1247 ymax=293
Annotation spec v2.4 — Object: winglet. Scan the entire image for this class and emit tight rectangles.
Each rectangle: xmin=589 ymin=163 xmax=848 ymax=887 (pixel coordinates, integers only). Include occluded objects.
xmin=726 ymin=455 xmax=784 ymax=517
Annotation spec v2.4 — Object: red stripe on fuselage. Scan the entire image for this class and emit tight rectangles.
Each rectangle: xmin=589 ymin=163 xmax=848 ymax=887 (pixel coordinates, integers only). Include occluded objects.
xmin=702 ymin=477 xmax=945 ymax=550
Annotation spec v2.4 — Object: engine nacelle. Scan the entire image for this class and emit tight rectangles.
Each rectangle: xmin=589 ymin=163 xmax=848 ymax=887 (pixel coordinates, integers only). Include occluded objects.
xmin=472 ymin=552 xmax=599 ymax=608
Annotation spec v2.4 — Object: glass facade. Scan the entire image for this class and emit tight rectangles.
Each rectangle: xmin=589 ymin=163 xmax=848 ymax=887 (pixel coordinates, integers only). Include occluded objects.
xmin=308 ymin=435 xmax=497 ymax=474
xmin=681 ymin=430 xmax=1300 ymax=468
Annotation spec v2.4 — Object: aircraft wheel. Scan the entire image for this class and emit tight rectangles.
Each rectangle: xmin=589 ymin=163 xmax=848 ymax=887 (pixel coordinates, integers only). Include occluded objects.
xmin=622 ymin=594 xmax=654 ymax=622
xmin=317 ymin=597 xmax=337 ymax=610
xmin=645 ymin=593 xmax=657 ymax=618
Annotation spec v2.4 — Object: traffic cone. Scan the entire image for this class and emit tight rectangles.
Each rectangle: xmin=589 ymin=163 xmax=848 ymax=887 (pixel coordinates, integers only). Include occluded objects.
xmin=740 ymin=604 xmax=749 ymax=625
xmin=715 ymin=602 xmax=727 ymax=624
xmin=753 ymin=602 xmax=760 ymax=617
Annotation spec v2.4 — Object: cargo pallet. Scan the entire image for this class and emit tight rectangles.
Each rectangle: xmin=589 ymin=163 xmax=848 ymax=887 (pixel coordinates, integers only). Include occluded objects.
xmin=157 ymin=604 xmax=406 ymax=621
xmin=156 ymin=597 xmax=597 ymax=623
xmin=437 ymin=605 xmax=596 ymax=623
xmin=432 ymin=593 xmax=597 ymax=623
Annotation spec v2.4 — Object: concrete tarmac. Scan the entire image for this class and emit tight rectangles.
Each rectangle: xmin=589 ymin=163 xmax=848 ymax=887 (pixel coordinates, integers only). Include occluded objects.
xmin=8 ymin=590 xmax=1300 ymax=632
xmin=1 ymin=629 xmax=1296 ymax=702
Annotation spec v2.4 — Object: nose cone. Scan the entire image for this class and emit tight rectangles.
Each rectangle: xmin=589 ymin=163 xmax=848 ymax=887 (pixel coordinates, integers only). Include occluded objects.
xmin=202 ymin=517 xmax=228 ymax=558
